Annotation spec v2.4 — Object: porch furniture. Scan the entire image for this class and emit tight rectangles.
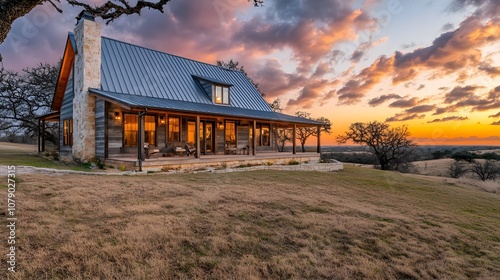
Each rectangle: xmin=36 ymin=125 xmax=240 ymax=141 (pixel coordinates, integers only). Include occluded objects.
xmin=175 ymin=146 xmax=186 ymax=157
xmin=144 ymin=142 xmax=160 ymax=159
xmin=238 ymin=144 xmax=250 ymax=155
xmin=225 ymin=143 xmax=237 ymax=155
xmin=185 ymin=142 xmax=196 ymax=156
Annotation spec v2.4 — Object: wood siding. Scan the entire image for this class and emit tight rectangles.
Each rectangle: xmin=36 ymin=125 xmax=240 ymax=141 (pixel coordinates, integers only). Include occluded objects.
xmin=59 ymin=68 xmax=74 ymax=156
xmin=107 ymin=103 xmax=123 ymax=157
xmin=237 ymin=125 xmax=250 ymax=147
xmin=95 ymin=99 xmax=105 ymax=158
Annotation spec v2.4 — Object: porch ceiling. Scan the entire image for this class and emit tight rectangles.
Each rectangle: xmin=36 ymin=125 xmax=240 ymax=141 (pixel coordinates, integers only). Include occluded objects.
xmin=89 ymin=88 xmax=322 ymax=126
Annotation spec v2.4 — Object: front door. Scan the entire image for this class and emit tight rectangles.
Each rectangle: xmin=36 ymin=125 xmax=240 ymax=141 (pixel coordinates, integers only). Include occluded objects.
xmin=200 ymin=121 xmax=214 ymax=154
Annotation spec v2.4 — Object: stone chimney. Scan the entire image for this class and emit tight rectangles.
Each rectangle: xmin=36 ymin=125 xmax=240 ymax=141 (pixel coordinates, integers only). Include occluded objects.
xmin=72 ymin=11 xmax=101 ymax=161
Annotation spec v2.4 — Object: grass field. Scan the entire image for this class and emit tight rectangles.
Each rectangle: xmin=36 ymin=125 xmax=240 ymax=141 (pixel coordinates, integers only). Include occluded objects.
xmin=0 ymin=167 xmax=499 ymax=279
xmin=0 ymin=142 xmax=91 ymax=171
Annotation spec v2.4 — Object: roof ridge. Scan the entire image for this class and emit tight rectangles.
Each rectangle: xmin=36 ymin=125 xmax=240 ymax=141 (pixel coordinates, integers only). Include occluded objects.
xmin=100 ymin=36 xmax=244 ymax=74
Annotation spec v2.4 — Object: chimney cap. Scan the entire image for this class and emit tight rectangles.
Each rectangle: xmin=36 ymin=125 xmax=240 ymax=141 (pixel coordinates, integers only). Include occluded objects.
xmin=76 ymin=10 xmax=95 ymax=24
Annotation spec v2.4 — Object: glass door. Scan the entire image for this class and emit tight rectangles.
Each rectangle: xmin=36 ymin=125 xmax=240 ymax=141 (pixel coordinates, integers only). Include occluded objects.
xmin=199 ymin=121 xmax=214 ymax=154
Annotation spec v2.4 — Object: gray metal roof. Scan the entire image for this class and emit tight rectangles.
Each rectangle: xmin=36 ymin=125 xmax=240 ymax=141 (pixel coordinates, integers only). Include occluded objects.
xmin=89 ymin=88 xmax=322 ymax=126
xmin=100 ymin=37 xmax=271 ymax=112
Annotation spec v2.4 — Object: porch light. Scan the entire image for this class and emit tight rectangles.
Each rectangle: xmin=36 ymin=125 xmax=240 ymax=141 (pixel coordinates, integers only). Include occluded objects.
xmin=114 ymin=112 xmax=121 ymax=120
xmin=160 ymin=116 xmax=165 ymax=125
xmin=217 ymin=122 xmax=224 ymax=130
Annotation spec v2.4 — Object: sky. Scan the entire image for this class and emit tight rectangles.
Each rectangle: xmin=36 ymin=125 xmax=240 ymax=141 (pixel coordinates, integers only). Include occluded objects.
xmin=1 ymin=0 xmax=500 ymax=146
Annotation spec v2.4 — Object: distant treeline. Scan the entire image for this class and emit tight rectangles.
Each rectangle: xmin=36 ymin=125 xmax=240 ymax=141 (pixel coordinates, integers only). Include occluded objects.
xmin=320 ymin=146 xmax=499 ymax=165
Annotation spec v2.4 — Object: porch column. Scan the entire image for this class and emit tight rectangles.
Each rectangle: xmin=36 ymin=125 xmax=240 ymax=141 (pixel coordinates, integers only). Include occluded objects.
xmin=252 ymin=120 xmax=257 ymax=156
xmin=292 ymin=124 xmax=296 ymax=155
xmin=38 ymin=119 xmax=41 ymax=152
xmin=317 ymin=125 xmax=321 ymax=153
xmin=195 ymin=116 xmax=200 ymax=158
xmin=41 ymin=120 xmax=46 ymax=153
xmin=138 ymin=111 xmax=145 ymax=171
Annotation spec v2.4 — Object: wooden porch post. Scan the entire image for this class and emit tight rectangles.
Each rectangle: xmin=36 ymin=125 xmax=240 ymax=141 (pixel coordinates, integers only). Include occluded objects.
xmin=252 ymin=120 xmax=257 ymax=156
xmin=317 ymin=125 xmax=321 ymax=153
xmin=195 ymin=116 xmax=200 ymax=158
xmin=38 ymin=118 xmax=41 ymax=152
xmin=292 ymin=124 xmax=296 ymax=155
xmin=41 ymin=120 xmax=46 ymax=153
xmin=137 ymin=111 xmax=144 ymax=171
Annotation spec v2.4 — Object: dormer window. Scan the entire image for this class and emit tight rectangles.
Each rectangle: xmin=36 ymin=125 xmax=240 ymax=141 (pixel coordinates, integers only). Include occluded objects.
xmin=191 ymin=75 xmax=232 ymax=105
xmin=214 ymin=85 xmax=230 ymax=105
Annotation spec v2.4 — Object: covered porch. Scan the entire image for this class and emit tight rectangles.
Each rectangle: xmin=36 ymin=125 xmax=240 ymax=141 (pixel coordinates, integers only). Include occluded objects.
xmin=90 ymin=88 xmax=323 ymax=171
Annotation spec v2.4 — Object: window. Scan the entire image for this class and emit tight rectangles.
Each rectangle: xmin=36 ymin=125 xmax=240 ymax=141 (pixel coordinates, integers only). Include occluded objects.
xmin=187 ymin=121 xmax=196 ymax=144
xmin=168 ymin=117 xmax=180 ymax=142
xmin=213 ymin=85 xmax=230 ymax=104
xmin=63 ymin=119 xmax=73 ymax=146
xmin=144 ymin=116 xmax=156 ymax=146
xmin=124 ymin=114 xmax=156 ymax=147
xmin=261 ymin=124 xmax=270 ymax=146
xmin=225 ymin=121 xmax=236 ymax=146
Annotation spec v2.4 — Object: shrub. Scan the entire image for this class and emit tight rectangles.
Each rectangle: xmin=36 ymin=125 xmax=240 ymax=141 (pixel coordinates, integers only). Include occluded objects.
xmin=287 ymin=160 xmax=300 ymax=165
xmin=451 ymin=151 xmax=475 ymax=163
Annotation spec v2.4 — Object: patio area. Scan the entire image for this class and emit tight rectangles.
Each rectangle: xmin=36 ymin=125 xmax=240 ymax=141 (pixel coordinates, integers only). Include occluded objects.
xmin=106 ymin=152 xmax=323 ymax=171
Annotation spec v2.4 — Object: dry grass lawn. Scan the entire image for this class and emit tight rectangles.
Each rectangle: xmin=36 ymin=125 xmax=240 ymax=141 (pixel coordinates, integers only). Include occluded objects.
xmin=1 ymin=167 xmax=499 ymax=279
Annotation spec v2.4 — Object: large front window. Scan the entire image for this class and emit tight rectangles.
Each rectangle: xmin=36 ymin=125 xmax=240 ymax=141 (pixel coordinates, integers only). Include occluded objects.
xmin=214 ymin=85 xmax=230 ymax=104
xmin=124 ymin=114 xmax=156 ymax=147
xmin=63 ymin=119 xmax=73 ymax=146
xmin=187 ymin=121 xmax=196 ymax=144
xmin=168 ymin=117 xmax=180 ymax=142
xmin=225 ymin=121 xmax=236 ymax=146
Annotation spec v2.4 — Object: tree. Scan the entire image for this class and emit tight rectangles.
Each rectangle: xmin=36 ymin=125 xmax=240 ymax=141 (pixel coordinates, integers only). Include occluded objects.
xmin=451 ymin=151 xmax=475 ymax=163
xmin=295 ymin=111 xmax=332 ymax=152
xmin=469 ymin=159 xmax=499 ymax=181
xmin=337 ymin=121 xmax=417 ymax=171
xmin=449 ymin=162 xmax=468 ymax=178
xmin=0 ymin=1 xmax=265 ymax=46
xmin=216 ymin=59 xmax=263 ymax=96
xmin=267 ymin=98 xmax=291 ymax=152
xmin=0 ymin=62 xmax=59 ymax=144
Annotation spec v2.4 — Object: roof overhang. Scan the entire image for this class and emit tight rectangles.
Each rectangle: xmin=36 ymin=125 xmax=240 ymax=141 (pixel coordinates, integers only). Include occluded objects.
xmin=38 ymin=111 xmax=60 ymax=122
xmin=51 ymin=32 xmax=76 ymax=112
xmin=89 ymin=88 xmax=322 ymax=126
xmin=191 ymin=74 xmax=233 ymax=87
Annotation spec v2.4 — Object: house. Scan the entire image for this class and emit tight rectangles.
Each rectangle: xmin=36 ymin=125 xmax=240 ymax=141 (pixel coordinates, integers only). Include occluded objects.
xmin=38 ymin=11 xmax=322 ymax=167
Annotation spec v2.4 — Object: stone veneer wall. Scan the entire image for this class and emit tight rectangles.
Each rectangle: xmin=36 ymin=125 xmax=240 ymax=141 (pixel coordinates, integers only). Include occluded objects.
xmin=72 ymin=18 xmax=101 ymax=161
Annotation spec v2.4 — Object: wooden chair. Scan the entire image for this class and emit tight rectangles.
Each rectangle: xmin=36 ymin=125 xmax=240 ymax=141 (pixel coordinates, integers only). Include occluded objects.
xmin=185 ymin=142 xmax=196 ymax=156
xmin=144 ymin=142 xmax=160 ymax=159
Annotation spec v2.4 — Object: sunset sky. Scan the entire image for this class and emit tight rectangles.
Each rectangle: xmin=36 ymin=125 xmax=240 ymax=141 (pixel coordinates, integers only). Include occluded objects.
xmin=1 ymin=0 xmax=499 ymax=146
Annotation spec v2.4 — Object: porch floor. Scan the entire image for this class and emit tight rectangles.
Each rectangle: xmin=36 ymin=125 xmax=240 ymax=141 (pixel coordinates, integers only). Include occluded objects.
xmin=106 ymin=152 xmax=321 ymax=171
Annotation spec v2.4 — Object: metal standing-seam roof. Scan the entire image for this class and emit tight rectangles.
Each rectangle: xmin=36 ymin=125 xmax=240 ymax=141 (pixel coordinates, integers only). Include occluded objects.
xmin=100 ymin=36 xmax=272 ymax=112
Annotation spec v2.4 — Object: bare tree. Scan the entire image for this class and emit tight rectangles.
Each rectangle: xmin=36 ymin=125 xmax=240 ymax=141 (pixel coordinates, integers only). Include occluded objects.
xmin=0 ymin=1 xmax=265 ymax=46
xmin=469 ymin=160 xmax=499 ymax=181
xmin=449 ymin=162 xmax=468 ymax=178
xmin=266 ymin=98 xmax=291 ymax=152
xmin=295 ymin=111 xmax=332 ymax=152
xmin=337 ymin=121 xmax=416 ymax=170
xmin=0 ymin=62 xmax=59 ymax=144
